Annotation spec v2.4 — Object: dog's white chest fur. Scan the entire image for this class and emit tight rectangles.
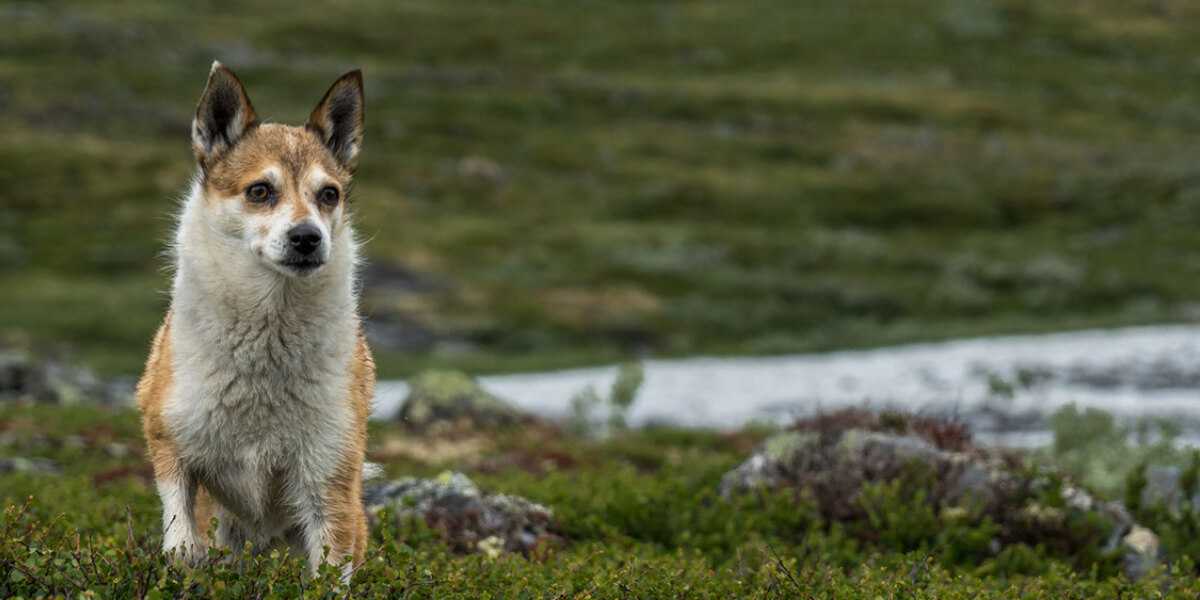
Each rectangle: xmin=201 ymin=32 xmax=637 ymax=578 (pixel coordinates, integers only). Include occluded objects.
xmin=168 ymin=298 xmax=355 ymax=524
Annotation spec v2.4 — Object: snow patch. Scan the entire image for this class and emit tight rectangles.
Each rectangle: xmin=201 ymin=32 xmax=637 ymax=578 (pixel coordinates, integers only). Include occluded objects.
xmin=373 ymin=325 xmax=1200 ymax=436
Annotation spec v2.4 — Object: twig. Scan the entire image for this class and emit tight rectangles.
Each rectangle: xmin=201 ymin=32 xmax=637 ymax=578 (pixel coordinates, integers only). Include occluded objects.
xmin=767 ymin=543 xmax=807 ymax=596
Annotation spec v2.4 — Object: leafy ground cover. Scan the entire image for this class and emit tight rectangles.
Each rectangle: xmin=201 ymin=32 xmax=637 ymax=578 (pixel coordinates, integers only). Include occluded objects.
xmin=3 ymin=403 xmax=1200 ymax=597
xmin=6 ymin=0 xmax=1200 ymax=375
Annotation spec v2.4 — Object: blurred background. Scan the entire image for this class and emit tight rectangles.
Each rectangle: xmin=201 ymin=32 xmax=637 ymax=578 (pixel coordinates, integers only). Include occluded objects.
xmin=4 ymin=0 xmax=1200 ymax=398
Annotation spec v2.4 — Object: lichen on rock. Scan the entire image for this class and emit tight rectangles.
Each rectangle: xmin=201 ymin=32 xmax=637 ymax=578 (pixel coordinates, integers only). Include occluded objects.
xmin=363 ymin=471 xmax=560 ymax=556
xmin=719 ymin=409 xmax=1162 ymax=580
xmin=397 ymin=370 xmax=528 ymax=431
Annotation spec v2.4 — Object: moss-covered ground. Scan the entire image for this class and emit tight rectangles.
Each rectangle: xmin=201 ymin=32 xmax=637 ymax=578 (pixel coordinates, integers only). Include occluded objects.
xmin=4 ymin=403 xmax=1200 ymax=597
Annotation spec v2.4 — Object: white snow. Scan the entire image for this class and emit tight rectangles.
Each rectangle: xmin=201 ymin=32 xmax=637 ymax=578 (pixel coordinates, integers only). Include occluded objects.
xmin=372 ymin=325 xmax=1200 ymax=433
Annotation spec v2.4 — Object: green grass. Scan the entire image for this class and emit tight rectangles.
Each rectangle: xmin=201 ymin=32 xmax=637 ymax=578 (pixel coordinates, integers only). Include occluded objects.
xmin=5 ymin=1 xmax=1200 ymax=375
xmin=5 ymin=403 xmax=1200 ymax=597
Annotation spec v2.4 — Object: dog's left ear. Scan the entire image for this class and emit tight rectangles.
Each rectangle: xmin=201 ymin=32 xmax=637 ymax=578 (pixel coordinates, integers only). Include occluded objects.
xmin=307 ymin=70 xmax=365 ymax=171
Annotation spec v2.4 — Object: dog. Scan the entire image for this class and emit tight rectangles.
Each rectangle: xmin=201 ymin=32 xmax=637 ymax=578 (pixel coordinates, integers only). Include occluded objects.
xmin=136 ymin=62 xmax=373 ymax=580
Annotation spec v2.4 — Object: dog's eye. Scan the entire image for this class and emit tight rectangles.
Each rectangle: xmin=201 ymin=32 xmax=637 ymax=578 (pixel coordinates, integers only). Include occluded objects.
xmin=246 ymin=182 xmax=272 ymax=203
xmin=318 ymin=186 xmax=339 ymax=208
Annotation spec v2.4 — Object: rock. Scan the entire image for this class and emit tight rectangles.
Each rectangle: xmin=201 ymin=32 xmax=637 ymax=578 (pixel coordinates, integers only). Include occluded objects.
xmin=720 ymin=412 xmax=1162 ymax=579
xmin=456 ymin=156 xmax=505 ymax=186
xmin=104 ymin=376 xmax=138 ymax=407
xmin=1139 ymin=465 xmax=1200 ymax=516
xmin=0 ymin=349 xmax=36 ymax=397
xmin=363 ymin=471 xmax=559 ymax=556
xmin=363 ymin=314 xmax=440 ymax=353
xmin=1121 ymin=526 xmax=1162 ymax=580
xmin=398 ymin=370 xmax=527 ymax=430
xmin=720 ymin=428 xmax=1020 ymax=518
xmin=764 ymin=430 xmax=816 ymax=461
xmin=0 ymin=457 xmax=60 ymax=475
xmin=0 ymin=346 xmax=131 ymax=406
xmin=105 ymin=442 xmax=131 ymax=459
xmin=1069 ymin=485 xmax=1148 ymax=579
xmin=718 ymin=431 xmax=817 ymax=496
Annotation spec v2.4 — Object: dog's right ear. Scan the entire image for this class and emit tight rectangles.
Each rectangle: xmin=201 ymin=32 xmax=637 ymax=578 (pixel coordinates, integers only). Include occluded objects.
xmin=191 ymin=61 xmax=257 ymax=168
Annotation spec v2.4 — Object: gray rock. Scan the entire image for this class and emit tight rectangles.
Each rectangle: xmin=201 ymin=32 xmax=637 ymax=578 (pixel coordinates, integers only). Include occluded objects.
xmin=1070 ymin=485 xmax=1143 ymax=571
xmin=721 ymin=427 xmax=1160 ymax=579
xmin=1139 ymin=465 xmax=1200 ymax=516
xmin=764 ymin=431 xmax=818 ymax=462
xmin=364 ymin=471 xmax=558 ymax=556
xmin=456 ymin=156 xmax=505 ymax=186
xmin=397 ymin=370 xmax=527 ymax=430
xmin=720 ymin=428 xmax=1019 ymax=515
xmin=718 ymin=431 xmax=818 ymax=495
xmin=105 ymin=442 xmax=131 ymax=459
xmin=363 ymin=315 xmax=439 ymax=353
xmin=0 ymin=457 xmax=59 ymax=475
xmin=0 ymin=349 xmax=36 ymax=397
xmin=0 ymin=347 xmax=131 ymax=406
xmin=1122 ymin=526 xmax=1162 ymax=580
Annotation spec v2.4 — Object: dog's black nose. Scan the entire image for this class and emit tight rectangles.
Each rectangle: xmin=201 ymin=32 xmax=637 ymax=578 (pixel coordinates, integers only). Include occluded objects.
xmin=287 ymin=224 xmax=323 ymax=255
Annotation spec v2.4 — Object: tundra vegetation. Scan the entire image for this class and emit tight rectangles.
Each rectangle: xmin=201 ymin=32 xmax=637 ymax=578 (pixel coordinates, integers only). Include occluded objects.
xmin=5 ymin=0 xmax=1200 ymax=375
xmin=3 ymin=390 xmax=1200 ymax=597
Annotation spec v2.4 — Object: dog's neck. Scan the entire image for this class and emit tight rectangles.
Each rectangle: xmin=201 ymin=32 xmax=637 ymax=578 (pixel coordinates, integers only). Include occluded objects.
xmin=169 ymin=179 xmax=359 ymax=346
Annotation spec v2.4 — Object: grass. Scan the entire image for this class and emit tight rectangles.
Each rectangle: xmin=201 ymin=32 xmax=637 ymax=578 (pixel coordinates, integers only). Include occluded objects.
xmin=6 ymin=1 xmax=1200 ymax=375
xmin=4 ymin=403 xmax=1200 ymax=597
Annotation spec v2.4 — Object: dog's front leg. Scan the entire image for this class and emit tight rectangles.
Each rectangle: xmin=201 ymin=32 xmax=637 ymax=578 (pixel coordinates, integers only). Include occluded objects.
xmin=294 ymin=486 xmax=359 ymax=584
xmin=296 ymin=493 xmax=339 ymax=579
xmin=157 ymin=469 xmax=205 ymax=564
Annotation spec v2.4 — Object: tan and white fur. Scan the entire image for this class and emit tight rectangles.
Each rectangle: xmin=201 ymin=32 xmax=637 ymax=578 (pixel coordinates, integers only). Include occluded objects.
xmin=137 ymin=62 xmax=373 ymax=581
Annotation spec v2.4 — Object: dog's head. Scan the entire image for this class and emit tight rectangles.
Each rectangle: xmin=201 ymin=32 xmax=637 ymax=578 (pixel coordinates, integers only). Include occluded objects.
xmin=189 ymin=62 xmax=364 ymax=278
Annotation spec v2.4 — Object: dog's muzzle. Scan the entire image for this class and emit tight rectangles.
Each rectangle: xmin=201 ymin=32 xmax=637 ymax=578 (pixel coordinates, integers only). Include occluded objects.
xmin=281 ymin=224 xmax=326 ymax=273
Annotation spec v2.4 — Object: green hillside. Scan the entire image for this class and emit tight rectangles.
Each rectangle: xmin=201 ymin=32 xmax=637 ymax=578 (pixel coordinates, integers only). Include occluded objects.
xmin=4 ymin=1 xmax=1200 ymax=375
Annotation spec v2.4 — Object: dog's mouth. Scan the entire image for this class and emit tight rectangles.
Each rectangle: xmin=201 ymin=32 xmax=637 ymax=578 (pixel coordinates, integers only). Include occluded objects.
xmin=279 ymin=257 xmax=326 ymax=275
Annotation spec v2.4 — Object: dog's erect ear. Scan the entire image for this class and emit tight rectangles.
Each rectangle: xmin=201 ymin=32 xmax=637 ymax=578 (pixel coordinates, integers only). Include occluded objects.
xmin=306 ymin=70 xmax=364 ymax=171
xmin=192 ymin=61 xmax=257 ymax=168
